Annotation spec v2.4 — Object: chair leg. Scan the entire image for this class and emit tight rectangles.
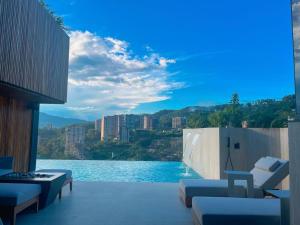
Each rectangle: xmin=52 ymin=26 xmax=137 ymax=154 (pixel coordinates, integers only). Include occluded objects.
xmin=35 ymin=200 xmax=39 ymax=213
xmin=70 ymin=180 xmax=73 ymax=192
xmin=9 ymin=208 xmax=16 ymax=225
xmin=59 ymin=189 xmax=62 ymax=200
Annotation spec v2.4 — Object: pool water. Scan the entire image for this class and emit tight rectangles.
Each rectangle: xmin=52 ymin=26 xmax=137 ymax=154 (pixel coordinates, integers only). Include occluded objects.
xmin=36 ymin=160 xmax=201 ymax=183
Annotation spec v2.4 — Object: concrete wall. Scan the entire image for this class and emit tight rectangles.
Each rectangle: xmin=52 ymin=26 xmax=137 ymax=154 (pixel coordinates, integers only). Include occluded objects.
xmin=219 ymin=128 xmax=289 ymax=189
xmin=289 ymin=122 xmax=300 ymax=225
xmin=183 ymin=129 xmax=220 ymax=179
xmin=183 ymin=128 xmax=289 ymax=189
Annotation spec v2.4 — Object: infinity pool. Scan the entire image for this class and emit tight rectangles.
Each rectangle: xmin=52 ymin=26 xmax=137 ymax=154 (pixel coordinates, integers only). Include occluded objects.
xmin=36 ymin=160 xmax=201 ymax=182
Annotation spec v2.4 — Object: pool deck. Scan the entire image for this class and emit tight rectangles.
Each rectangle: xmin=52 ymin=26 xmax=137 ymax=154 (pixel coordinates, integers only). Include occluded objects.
xmin=17 ymin=181 xmax=193 ymax=225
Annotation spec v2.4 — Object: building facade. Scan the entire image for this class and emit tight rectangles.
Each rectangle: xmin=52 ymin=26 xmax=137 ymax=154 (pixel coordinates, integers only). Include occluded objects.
xmin=172 ymin=117 xmax=187 ymax=129
xmin=65 ymin=126 xmax=85 ymax=159
xmin=124 ymin=114 xmax=142 ymax=129
xmin=143 ymin=116 xmax=153 ymax=130
xmin=101 ymin=115 xmax=119 ymax=142
xmin=101 ymin=114 xmax=158 ymax=142
xmin=119 ymin=126 xmax=130 ymax=143
xmin=95 ymin=119 xmax=101 ymax=131
xmin=101 ymin=115 xmax=130 ymax=143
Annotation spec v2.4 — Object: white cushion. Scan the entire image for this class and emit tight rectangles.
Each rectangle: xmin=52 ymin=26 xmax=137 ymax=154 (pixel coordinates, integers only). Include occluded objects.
xmin=255 ymin=157 xmax=281 ymax=172
xmin=192 ymin=197 xmax=281 ymax=225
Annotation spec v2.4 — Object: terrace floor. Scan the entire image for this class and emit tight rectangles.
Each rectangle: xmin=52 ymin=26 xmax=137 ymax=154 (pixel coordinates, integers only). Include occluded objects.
xmin=17 ymin=182 xmax=193 ymax=225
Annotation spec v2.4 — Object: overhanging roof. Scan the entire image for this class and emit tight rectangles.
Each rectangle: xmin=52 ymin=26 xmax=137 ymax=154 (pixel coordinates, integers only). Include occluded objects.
xmin=0 ymin=0 xmax=69 ymax=104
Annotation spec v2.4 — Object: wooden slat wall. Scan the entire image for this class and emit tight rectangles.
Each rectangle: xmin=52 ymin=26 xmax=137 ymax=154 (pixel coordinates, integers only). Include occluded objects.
xmin=0 ymin=96 xmax=32 ymax=172
xmin=0 ymin=0 xmax=69 ymax=103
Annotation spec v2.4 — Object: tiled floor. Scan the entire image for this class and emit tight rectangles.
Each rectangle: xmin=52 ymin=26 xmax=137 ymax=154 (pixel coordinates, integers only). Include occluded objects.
xmin=17 ymin=182 xmax=193 ymax=225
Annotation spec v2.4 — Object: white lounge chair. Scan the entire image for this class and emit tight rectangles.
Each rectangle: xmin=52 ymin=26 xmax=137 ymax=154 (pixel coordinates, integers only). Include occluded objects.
xmin=192 ymin=197 xmax=282 ymax=225
xmin=179 ymin=156 xmax=289 ymax=207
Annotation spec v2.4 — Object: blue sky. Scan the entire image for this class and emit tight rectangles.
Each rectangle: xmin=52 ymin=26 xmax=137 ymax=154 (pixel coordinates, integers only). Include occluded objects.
xmin=41 ymin=0 xmax=295 ymax=120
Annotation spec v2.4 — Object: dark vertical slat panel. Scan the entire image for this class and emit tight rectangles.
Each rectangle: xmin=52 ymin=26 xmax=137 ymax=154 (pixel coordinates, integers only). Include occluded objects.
xmin=0 ymin=0 xmax=69 ymax=103
xmin=0 ymin=96 xmax=32 ymax=172
xmin=28 ymin=104 xmax=39 ymax=171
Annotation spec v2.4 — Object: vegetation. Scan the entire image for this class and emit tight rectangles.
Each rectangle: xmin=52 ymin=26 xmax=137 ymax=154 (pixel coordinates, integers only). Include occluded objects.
xmin=38 ymin=128 xmax=66 ymax=159
xmin=157 ymin=94 xmax=295 ymax=129
xmin=38 ymin=94 xmax=296 ymax=161
xmin=39 ymin=0 xmax=66 ymax=30
xmin=38 ymin=123 xmax=182 ymax=161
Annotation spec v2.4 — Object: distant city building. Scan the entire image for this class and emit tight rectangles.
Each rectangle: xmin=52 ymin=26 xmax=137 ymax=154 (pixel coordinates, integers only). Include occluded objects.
xmin=95 ymin=119 xmax=101 ymax=131
xmin=119 ymin=126 xmax=130 ymax=143
xmin=152 ymin=118 xmax=159 ymax=130
xmin=172 ymin=117 xmax=187 ymax=129
xmin=101 ymin=115 xmax=132 ymax=143
xmin=65 ymin=126 xmax=86 ymax=146
xmin=143 ymin=115 xmax=153 ymax=130
xmin=65 ymin=126 xmax=85 ymax=159
xmin=118 ymin=115 xmax=130 ymax=143
xmin=101 ymin=115 xmax=119 ymax=142
xmin=45 ymin=123 xmax=54 ymax=129
xmin=124 ymin=114 xmax=142 ymax=130
xmin=100 ymin=114 xmax=160 ymax=142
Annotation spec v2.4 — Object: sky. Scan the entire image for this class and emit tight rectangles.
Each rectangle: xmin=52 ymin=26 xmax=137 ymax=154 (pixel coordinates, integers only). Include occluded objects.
xmin=41 ymin=0 xmax=295 ymax=120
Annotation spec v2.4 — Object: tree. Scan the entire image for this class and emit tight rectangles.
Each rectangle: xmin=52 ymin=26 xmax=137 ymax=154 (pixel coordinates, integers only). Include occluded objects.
xmin=208 ymin=111 xmax=228 ymax=127
xmin=226 ymin=93 xmax=242 ymax=127
xmin=187 ymin=113 xmax=209 ymax=128
xmin=230 ymin=93 xmax=240 ymax=105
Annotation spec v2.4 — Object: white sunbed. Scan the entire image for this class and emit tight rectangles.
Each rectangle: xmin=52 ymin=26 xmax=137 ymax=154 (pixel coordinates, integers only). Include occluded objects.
xmin=179 ymin=156 xmax=289 ymax=207
xmin=192 ymin=197 xmax=282 ymax=225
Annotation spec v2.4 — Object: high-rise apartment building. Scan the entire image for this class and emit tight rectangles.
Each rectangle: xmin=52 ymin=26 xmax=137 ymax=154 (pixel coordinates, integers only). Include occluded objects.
xmin=117 ymin=115 xmax=130 ymax=143
xmin=65 ymin=126 xmax=86 ymax=146
xmin=95 ymin=119 xmax=102 ymax=131
xmin=124 ymin=114 xmax=142 ymax=129
xmin=119 ymin=126 xmax=130 ymax=143
xmin=143 ymin=115 xmax=153 ymax=130
xmin=101 ymin=115 xmax=132 ymax=143
xmin=100 ymin=114 xmax=150 ymax=143
xmin=65 ymin=126 xmax=86 ymax=159
xmin=172 ymin=117 xmax=187 ymax=129
xmin=101 ymin=115 xmax=119 ymax=142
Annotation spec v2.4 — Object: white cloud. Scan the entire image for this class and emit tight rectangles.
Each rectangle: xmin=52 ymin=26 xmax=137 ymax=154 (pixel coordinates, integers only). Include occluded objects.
xmin=58 ymin=30 xmax=183 ymax=118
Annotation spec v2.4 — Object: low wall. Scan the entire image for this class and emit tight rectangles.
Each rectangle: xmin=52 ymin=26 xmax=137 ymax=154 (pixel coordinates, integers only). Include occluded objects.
xmin=183 ymin=128 xmax=289 ymax=189
xmin=183 ymin=129 xmax=220 ymax=179
xmin=289 ymin=122 xmax=300 ymax=225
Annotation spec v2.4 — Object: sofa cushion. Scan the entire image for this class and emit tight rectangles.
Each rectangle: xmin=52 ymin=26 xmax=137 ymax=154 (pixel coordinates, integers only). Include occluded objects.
xmin=0 ymin=183 xmax=41 ymax=206
xmin=0 ymin=157 xmax=13 ymax=170
xmin=37 ymin=169 xmax=72 ymax=180
xmin=255 ymin=157 xmax=281 ymax=172
xmin=0 ymin=169 xmax=13 ymax=177
xmin=192 ymin=197 xmax=281 ymax=225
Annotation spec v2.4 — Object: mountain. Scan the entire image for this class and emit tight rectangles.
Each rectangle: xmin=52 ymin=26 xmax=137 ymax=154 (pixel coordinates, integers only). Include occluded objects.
xmin=39 ymin=112 xmax=88 ymax=128
xmin=152 ymin=105 xmax=216 ymax=120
